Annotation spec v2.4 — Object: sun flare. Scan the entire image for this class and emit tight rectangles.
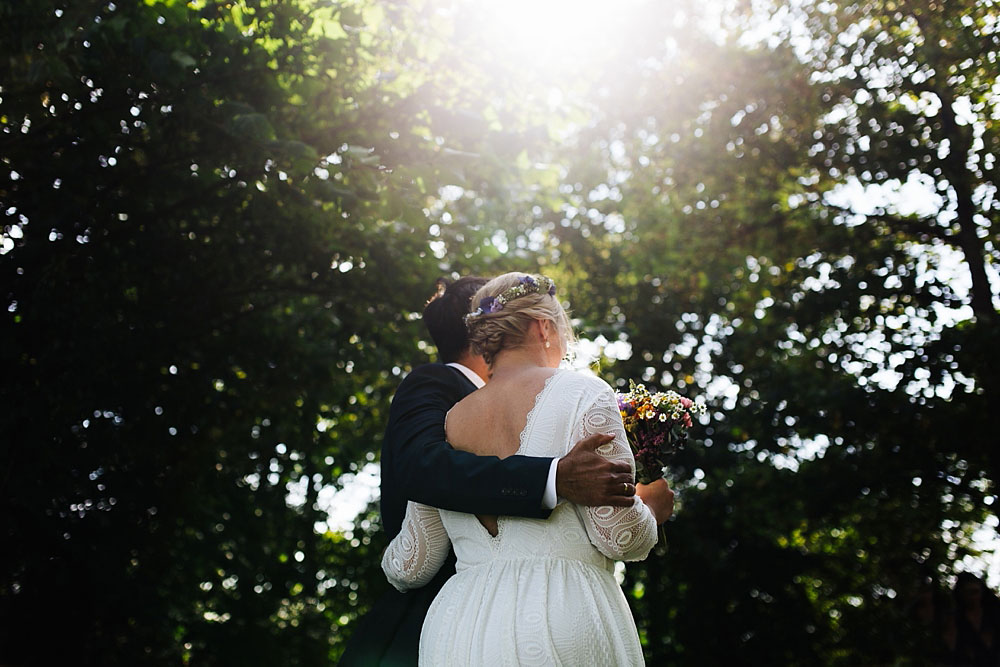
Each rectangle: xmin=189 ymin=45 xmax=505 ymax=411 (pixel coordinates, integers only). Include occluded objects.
xmin=468 ymin=0 xmax=646 ymax=73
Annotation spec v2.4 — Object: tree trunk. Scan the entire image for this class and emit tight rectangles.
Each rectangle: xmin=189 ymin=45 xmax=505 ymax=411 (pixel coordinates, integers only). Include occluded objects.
xmin=935 ymin=87 xmax=997 ymax=323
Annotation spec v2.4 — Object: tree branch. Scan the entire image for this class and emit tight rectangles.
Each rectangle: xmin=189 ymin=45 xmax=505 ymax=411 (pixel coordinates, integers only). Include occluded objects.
xmin=824 ymin=202 xmax=954 ymax=242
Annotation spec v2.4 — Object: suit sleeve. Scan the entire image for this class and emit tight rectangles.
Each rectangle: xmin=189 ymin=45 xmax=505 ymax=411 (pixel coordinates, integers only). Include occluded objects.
xmin=386 ymin=366 xmax=553 ymax=519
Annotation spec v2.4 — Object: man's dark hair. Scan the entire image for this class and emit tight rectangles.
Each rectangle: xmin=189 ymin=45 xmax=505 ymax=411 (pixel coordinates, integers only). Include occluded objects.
xmin=423 ymin=276 xmax=488 ymax=363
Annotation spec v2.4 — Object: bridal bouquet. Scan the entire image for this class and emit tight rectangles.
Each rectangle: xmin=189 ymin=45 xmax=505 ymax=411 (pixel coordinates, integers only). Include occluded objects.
xmin=616 ymin=381 xmax=706 ymax=485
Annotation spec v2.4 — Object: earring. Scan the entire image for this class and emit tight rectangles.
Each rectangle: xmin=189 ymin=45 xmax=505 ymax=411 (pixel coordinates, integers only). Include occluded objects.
xmin=545 ymin=340 xmax=551 ymax=349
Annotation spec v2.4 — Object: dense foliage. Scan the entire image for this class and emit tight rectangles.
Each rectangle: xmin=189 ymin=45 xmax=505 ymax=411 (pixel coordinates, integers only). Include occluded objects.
xmin=2 ymin=0 xmax=996 ymax=664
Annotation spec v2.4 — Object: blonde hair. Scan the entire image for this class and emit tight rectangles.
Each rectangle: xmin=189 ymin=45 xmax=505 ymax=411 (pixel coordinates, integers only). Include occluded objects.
xmin=466 ymin=272 xmax=574 ymax=366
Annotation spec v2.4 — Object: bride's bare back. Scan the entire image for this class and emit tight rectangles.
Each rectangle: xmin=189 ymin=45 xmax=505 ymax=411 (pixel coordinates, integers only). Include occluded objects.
xmin=445 ymin=366 xmax=560 ymax=536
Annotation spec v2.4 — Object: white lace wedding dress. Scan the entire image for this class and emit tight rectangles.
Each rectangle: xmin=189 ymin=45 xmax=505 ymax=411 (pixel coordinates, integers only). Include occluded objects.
xmin=381 ymin=370 xmax=658 ymax=666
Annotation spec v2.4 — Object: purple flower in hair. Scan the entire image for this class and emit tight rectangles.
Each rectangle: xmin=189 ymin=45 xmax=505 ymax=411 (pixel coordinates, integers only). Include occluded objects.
xmin=479 ymin=296 xmax=502 ymax=314
xmin=519 ymin=275 xmax=538 ymax=288
xmin=547 ymin=282 xmax=557 ymax=296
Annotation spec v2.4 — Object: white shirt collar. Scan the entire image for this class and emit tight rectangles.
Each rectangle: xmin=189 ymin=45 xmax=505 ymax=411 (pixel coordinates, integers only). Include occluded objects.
xmin=446 ymin=362 xmax=486 ymax=389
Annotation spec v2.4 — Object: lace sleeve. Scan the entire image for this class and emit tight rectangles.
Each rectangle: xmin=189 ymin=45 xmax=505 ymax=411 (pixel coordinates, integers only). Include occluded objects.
xmin=574 ymin=387 xmax=658 ymax=562
xmin=381 ymin=501 xmax=451 ymax=592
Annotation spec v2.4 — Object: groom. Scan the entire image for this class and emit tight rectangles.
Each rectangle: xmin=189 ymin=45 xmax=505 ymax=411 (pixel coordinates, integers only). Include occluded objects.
xmin=340 ymin=276 xmax=641 ymax=666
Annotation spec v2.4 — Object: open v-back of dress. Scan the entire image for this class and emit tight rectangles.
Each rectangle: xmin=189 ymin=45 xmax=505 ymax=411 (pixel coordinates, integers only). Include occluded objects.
xmin=443 ymin=369 xmax=561 ymax=539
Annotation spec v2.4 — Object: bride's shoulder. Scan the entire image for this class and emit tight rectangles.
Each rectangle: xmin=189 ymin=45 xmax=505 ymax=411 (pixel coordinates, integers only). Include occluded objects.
xmin=559 ymin=369 xmax=615 ymax=397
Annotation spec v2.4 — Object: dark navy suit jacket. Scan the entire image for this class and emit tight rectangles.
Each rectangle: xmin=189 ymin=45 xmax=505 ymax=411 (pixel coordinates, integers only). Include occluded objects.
xmin=339 ymin=363 xmax=554 ymax=666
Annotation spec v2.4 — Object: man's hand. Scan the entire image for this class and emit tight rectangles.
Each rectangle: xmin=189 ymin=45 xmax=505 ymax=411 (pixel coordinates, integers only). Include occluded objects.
xmin=636 ymin=478 xmax=675 ymax=524
xmin=556 ymin=434 xmax=635 ymax=507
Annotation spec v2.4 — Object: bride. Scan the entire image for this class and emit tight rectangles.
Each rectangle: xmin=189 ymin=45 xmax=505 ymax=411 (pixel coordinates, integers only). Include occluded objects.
xmin=381 ymin=272 xmax=673 ymax=665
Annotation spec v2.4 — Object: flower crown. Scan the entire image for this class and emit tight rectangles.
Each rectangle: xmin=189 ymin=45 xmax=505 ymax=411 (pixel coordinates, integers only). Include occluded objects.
xmin=464 ymin=275 xmax=557 ymax=323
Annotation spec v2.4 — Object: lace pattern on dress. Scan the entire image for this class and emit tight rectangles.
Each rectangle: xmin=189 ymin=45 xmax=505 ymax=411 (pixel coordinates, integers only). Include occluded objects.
xmin=574 ymin=387 xmax=658 ymax=562
xmin=382 ymin=501 xmax=450 ymax=592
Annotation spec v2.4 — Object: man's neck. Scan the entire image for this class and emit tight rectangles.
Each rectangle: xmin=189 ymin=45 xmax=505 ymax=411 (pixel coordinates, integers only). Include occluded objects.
xmin=453 ymin=353 xmax=489 ymax=384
